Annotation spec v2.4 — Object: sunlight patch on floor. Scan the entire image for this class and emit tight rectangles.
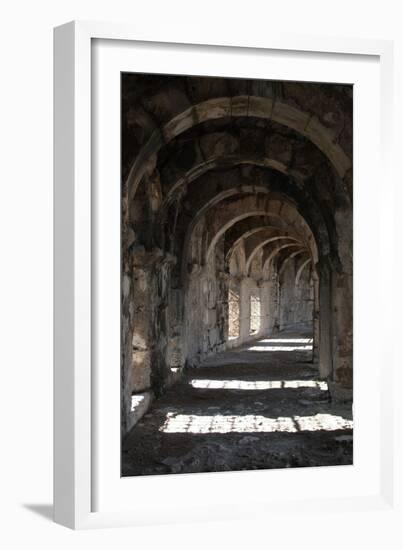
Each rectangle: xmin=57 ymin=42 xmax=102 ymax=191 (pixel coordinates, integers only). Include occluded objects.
xmin=247 ymin=344 xmax=313 ymax=351
xmin=190 ymin=379 xmax=328 ymax=391
xmin=259 ymin=338 xmax=313 ymax=344
xmin=160 ymin=412 xmax=353 ymax=434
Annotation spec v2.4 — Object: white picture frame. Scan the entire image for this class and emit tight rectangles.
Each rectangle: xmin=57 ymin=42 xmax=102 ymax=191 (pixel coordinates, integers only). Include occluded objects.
xmin=54 ymin=20 xmax=398 ymax=530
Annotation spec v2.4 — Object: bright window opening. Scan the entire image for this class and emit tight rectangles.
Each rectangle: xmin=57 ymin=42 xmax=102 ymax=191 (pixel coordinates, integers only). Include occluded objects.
xmin=228 ymin=289 xmax=240 ymax=339
xmin=249 ymin=293 xmax=261 ymax=335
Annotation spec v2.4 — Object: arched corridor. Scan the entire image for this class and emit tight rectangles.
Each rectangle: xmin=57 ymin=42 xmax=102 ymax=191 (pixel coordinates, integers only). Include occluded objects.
xmin=121 ymin=74 xmax=353 ymax=474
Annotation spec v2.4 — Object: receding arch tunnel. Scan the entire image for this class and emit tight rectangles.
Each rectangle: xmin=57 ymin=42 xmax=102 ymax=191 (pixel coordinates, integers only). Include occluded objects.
xmin=121 ymin=74 xmax=353 ymax=475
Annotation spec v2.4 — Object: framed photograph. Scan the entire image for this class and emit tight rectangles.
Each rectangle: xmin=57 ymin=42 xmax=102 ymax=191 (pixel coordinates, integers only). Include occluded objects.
xmin=54 ymin=21 xmax=396 ymax=529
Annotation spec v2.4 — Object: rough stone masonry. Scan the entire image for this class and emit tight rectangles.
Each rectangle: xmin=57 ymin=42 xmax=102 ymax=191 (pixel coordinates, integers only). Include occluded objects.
xmin=120 ymin=74 xmax=353 ymax=443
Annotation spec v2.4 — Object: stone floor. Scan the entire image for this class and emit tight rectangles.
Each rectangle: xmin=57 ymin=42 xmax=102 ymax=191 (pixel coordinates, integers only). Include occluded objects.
xmin=122 ymin=330 xmax=353 ymax=476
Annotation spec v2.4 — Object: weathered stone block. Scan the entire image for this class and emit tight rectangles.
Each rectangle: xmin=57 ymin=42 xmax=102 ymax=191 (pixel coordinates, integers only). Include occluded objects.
xmin=131 ymin=350 xmax=152 ymax=391
xmin=122 ymin=274 xmax=131 ymax=298
xmin=132 ymin=320 xmax=151 ymax=350
xmin=199 ymin=132 xmax=238 ymax=160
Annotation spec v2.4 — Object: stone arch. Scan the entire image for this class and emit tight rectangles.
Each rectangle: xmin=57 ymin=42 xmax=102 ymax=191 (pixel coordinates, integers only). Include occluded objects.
xmin=206 ymin=201 xmax=308 ymax=267
xmin=157 ymin=165 xmax=338 ymax=275
xmin=263 ymin=242 xmax=307 ymax=273
xmin=224 ymin=222 xmax=290 ymax=261
xmin=158 ymin=126 xmax=348 ymax=213
xmin=245 ymin=237 xmax=307 ymax=275
xmin=296 ymin=258 xmax=312 ymax=286
xmin=127 ymin=96 xmax=351 ymax=203
xmin=279 ymin=249 xmax=310 ymax=277
xmin=196 ymin=193 xmax=316 ymax=257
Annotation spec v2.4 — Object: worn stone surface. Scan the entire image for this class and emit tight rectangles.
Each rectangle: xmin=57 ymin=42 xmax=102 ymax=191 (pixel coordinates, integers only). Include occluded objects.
xmin=122 ymin=331 xmax=353 ymax=476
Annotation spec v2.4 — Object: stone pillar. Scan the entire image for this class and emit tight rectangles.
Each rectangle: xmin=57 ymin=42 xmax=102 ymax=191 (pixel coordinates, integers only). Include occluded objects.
xmin=259 ymin=280 xmax=271 ymax=336
xmin=330 ymin=270 xmax=353 ymax=400
xmin=183 ymin=263 xmax=204 ymax=365
xmin=318 ymin=258 xmax=333 ymax=380
xmin=317 ymin=255 xmax=353 ymax=400
xmin=273 ymin=276 xmax=281 ymax=334
xmin=331 ymin=209 xmax=353 ymax=400
xmin=121 ymin=271 xmax=134 ymax=435
xmin=217 ymin=271 xmax=230 ymax=352
xmin=259 ymin=277 xmax=278 ymax=337
xmin=312 ymin=269 xmax=320 ymax=364
xmin=124 ymin=246 xmax=171 ymax=432
xmin=239 ymin=277 xmax=251 ymax=343
xmin=131 ymin=251 xmax=161 ymax=387
xmin=144 ymin=168 xmax=162 ymax=250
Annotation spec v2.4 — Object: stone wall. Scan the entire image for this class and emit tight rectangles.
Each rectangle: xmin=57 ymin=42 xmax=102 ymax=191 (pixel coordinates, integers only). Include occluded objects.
xmin=279 ymin=257 xmax=314 ymax=332
xmin=121 ymin=74 xmax=353 ymax=434
xmin=185 ymin=238 xmax=228 ymax=366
